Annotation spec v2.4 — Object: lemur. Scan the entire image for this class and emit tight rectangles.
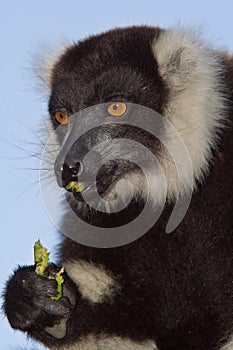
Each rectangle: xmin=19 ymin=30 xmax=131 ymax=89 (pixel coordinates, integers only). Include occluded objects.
xmin=3 ymin=26 xmax=233 ymax=350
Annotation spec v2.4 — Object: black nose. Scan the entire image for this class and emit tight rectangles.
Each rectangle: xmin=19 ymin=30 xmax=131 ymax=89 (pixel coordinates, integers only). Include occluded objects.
xmin=61 ymin=161 xmax=83 ymax=187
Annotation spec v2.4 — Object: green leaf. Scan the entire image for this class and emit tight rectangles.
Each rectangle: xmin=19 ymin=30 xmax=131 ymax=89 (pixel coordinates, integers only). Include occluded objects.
xmin=66 ymin=181 xmax=85 ymax=192
xmin=34 ymin=240 xmax=50 ymax=276
xmin=50 ymin=267 xmax=65 ymax=301
xmin=33 ymin=240 xmax=64 ymax=300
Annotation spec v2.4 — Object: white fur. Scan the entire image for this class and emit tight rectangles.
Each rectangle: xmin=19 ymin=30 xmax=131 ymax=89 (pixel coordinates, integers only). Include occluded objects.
xmin=152 ymin=28 xmax=227 ymax=198
xmin=103 ymin=170 xmax=166 ymax=209
xmin=64 ymin=260 xmax=120 ymax=303
xmin=36 ymin=42 xmax=68 ymax=89
xmin=53 ymin=335 xmax=157 ymax=350
xmin=220 ymin=338 xmax=233 ymax=350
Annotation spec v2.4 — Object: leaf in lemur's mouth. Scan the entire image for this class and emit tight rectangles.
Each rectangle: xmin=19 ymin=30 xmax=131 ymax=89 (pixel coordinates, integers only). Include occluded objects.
xmin=34 ymin=240 xmax=64 ymax=300
xmin=66 ymin=181 xmax=85 ymax=192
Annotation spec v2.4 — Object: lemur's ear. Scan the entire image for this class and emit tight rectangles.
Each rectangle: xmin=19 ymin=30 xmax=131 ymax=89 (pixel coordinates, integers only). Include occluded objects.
xmin=152 ymin=28 xmax=221 ymax=93
xmin=151 ymin=28 xmax=226 ymax=187
xmin=35 ymin=43 xmax=68 ymax=90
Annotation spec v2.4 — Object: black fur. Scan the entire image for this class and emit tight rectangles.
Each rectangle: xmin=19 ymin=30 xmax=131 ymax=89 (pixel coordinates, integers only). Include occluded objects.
xmin=49 ymin=26 xmax=168 ymax=122
xmin=3 ymin=26 xmax=233 ymax=350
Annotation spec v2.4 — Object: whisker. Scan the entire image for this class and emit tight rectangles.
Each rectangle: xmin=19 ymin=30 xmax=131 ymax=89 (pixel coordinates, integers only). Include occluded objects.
xmin=11 ymin=167 xmax=53 ymax=171
xmin=0 ymin=136 xmax=42 ymax=159
xmin=17 ymin=174 xmax=56 ymax=196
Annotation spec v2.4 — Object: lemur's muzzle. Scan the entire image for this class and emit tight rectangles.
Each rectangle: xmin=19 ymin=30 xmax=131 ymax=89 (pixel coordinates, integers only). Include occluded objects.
xmin=54 ymin=128 xmax=107 ymax=202
xmin=54 ymin=103 xmax=131 ymax=202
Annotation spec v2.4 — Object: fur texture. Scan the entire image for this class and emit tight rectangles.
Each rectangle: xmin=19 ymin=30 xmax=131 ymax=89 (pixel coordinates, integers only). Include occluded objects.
xmin=220 ymin=339 xmax=233 ymax=350
xmin=63 ymin=260 xmax=120 ymax=303
xmin=56 ymin=335 xmax=156 ymax=350
xmin=152 ymin=29 xmax=227 ymax=198
xmin=36 ymin=43 xmax=69 ymax=90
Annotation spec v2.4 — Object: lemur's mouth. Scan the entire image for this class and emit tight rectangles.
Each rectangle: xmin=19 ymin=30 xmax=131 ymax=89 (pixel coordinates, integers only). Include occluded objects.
xmin=66 ymin=181 xmax=85 ymax=193
xmin=66 ymin=181 xmax=97 ymax=202
xmin=65 ymin=179 xmax=113 ymax=203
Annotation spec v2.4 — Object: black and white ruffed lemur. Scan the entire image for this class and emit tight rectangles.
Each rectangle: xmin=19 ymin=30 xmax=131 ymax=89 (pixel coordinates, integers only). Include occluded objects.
xmin=3 ymin=26 xmax=233 ymax=350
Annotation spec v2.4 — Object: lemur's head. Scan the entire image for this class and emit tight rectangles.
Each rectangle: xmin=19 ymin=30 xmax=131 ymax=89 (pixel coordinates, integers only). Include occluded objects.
xmin=41 ymin=26 xmax=226 ymax=227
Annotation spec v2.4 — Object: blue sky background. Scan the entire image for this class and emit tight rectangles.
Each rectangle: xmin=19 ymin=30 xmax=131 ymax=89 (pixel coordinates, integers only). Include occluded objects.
xmin=1 ymin=1 xmax=233 ymax=349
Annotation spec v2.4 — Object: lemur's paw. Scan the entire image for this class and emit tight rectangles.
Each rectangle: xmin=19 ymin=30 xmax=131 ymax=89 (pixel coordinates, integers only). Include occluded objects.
xmin=3 ymin=264 xmax=76 ymax=333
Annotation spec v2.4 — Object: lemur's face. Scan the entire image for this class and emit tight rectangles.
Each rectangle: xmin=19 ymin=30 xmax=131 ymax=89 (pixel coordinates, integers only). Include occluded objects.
xmin=47 ymin=27 xmax=167 ymax=225
xmin=45 ymin=26 xmax=224 ymax=226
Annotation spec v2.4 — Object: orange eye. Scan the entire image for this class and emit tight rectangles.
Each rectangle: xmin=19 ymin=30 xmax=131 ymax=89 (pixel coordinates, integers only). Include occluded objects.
xmin=107 ymin=102 xmax=127 ymax=117
xmin=55 ymin=111 xmax=69 ymax=124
